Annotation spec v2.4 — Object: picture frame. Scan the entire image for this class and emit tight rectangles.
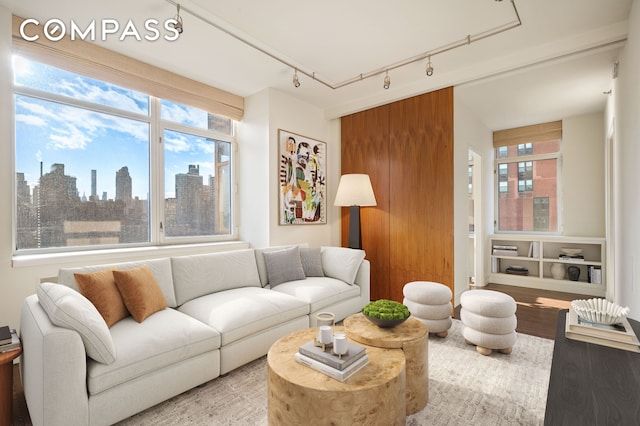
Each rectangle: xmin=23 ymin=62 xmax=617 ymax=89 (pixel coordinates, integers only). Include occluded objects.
xmin=278 ymin=129 xmax=326 ymax=225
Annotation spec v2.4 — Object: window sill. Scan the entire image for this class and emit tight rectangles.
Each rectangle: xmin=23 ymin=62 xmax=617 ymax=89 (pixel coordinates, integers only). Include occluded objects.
xmin=12 ymin=241 xmax=251 ymax=268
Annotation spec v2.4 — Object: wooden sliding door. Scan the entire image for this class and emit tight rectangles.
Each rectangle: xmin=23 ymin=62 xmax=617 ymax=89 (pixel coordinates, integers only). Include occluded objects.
xmin=341 ymin=88 xmax=454 ymax=302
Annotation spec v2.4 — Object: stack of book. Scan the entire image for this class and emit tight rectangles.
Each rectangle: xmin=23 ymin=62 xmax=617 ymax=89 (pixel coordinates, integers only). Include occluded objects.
xmin=0 ymin=325 xmax=20 ymax=353
xmin=492 ymin=244 xmax=518 ymax=257
xmin=565 ymin=309 xmax=640 ymax=353
xmin=559 ymin=254 xmax=585 ymax=261
xmin=294 ymin=339 xmax=368 ymax=382
xmin=505 ymin=265 xmax=528 ymax=276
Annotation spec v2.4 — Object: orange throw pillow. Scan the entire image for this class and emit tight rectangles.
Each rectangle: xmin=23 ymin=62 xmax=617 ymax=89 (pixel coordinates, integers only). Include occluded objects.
xmin=113 ymin=265 xmax=167 ymax=323
xmin=75 ymin=269 xmax=129 ymax=328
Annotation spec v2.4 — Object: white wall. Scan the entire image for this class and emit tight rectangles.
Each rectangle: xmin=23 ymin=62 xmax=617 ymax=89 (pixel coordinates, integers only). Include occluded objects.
xmin=239 ymin=88 xmax=341 ymax=249
xmin=562 ymin=113 xmax=605 ymax=237
xmin=453 ymin=94 xmax=494 ymax=304
xmin=609 ymin=0 xmax=640 ymax=320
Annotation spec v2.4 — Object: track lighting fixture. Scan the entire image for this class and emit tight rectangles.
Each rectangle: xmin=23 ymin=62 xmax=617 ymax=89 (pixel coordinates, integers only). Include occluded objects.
xmin=170 ymin=3 xmax=183 ymax=34
xmin=164 ymin=0 xmax=521 ymax=90
xmin=383 ymin=71 xmax=390 ymax=89
xmin=293 ymin=70 xmax=301 ymax=88
xmin=425 ymin=56 xmax=434 ymax=77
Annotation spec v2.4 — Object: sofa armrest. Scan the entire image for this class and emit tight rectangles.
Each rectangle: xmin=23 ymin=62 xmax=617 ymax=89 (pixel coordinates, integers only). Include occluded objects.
xmin=353 ymin=259 xmax=370 ymax=306
xmin=20 ymin=294 xmax=89 ymax=426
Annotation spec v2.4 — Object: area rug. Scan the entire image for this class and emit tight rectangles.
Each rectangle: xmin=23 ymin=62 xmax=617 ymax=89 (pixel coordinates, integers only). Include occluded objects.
xmin=116 ymin=319 xmax=553 ymax=426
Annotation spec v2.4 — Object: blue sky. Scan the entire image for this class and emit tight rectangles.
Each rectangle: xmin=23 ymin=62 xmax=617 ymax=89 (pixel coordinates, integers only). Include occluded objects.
xmin=14 ymin=55 xmax=217 ymax=200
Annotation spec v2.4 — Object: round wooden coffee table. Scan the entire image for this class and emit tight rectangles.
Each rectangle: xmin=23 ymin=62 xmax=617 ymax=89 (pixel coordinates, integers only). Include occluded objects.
xmin=267 ymin=327 xmax=406 ymax=426
xmin=344 ymin=313 xmax=429 ymax=415
xmin=0 ymin=346 xmax=22 ymax=426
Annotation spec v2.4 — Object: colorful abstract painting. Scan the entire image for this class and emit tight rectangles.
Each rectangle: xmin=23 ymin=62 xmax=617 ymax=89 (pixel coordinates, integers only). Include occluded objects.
xmin=278 ymin=129 xmax=326 ymax=225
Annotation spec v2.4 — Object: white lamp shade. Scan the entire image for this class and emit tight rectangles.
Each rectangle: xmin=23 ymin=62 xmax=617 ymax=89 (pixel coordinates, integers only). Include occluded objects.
xmin=334 ymin=174 xmax=377 ymax=207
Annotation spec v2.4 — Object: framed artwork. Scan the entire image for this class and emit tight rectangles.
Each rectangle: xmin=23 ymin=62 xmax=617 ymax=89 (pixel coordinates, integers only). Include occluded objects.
xmin=278 ymin=129 xmax=326 ymax=225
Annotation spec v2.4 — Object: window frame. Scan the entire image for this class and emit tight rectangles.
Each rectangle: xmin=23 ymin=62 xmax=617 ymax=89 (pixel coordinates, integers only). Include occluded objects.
xmin=13 ymin=57 xmax=238 ymax=255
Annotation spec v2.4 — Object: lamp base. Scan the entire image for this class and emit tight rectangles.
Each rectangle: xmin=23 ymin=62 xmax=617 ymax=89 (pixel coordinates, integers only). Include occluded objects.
xmin=348 ymin=205 xmax=362 ymax=250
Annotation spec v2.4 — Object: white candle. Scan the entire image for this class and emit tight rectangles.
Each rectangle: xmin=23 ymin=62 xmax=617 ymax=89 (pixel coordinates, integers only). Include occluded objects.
xmin=333 ymin=332 xmax=347 ymax=355
xmin=318 ymin=325 xmax=332 ymax=344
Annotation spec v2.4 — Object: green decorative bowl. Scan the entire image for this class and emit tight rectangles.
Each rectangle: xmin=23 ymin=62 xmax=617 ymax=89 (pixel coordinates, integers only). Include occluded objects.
xmin=364 ymin=313 xmax=410 ymax=328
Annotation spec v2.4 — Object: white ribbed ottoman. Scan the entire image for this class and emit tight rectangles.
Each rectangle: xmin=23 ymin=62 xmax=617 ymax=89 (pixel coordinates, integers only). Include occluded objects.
xmin=460 ymin=289 xmax=517 ymax=355
xmin=403 ymin=281 xmax=452 ymax=337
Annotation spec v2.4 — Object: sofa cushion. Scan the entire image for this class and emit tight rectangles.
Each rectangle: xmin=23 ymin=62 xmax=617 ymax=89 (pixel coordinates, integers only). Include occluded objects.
xmin=300 ymin=247 xmax=325 ymax=277
xmin=320 ymin=247 xmax=366 ymax=285
xmin=86 ymin=308 xmax=220 ymax=395
xmin=172 ymin=249 xmax=261 ymax=306
xmin=263 ymin=246 xmax=306 ymax=287
xmin=177 ymin=287 xmax=309 ymax=346
xmin=37 ymin=282 xmax=116 ymax=364
xmin=270 ymin=276 xmax=361 ymax=313
xmin=254 ymin=243 xmax=308 ymax=287
xmin=58 ymin=258 xmax=177 ymax=308
xmin=74 ymin=269 xmax=129 ymax=328
xmin=113 ymin=265 xmax=168 ymax=323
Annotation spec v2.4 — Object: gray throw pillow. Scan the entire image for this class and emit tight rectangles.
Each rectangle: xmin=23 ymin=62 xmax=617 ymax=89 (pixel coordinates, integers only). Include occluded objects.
xmin=300 ymin=247 xmax=324 ymax=277
xmin=263 ymin=246 xmax=306 ymax=287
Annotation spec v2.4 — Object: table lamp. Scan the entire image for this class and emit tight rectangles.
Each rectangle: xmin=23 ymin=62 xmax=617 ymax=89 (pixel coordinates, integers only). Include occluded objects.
xmin=334 ymin=174 xmax=377 ymax=249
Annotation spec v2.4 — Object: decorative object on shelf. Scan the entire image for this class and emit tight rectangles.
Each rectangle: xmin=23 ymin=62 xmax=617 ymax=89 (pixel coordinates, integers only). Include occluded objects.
xmin=571 ymin=298 xmax=630 ymax=325
xmin=551 ymin=262 xmax=566 ymax=280
xmin=560 ymin=248 xmax=583 ymax=256
xmin=362 ymin=299 xmax=410 ymax=328
xmin=334 ymin=174 xmax=377 ymax=249
xmin=567 ymin=265 xmax=580 ymax=281
xmin=278 ymin=129 xmax=326 ymax=225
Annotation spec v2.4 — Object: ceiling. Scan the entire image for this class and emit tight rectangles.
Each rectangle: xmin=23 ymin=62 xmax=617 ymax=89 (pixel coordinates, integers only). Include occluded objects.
xmin=1 ymin=0 xmax=634 ymax=130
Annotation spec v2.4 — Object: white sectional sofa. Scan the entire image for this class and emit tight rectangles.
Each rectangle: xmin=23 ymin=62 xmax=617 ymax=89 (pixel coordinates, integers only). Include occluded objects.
xmin=19 ymin=245 xmax=370 ymax=426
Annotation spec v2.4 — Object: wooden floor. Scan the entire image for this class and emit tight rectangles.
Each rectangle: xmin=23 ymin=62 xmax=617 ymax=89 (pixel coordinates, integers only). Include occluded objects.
xmin=10 ymin=283 xmax=589 ymax=424
xmin=455 ymin=283 xmax=587 ymax=340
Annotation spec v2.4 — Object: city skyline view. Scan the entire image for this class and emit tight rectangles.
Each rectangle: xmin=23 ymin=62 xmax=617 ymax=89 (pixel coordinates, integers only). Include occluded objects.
xmin=13 ymin=55 xmax=233 ymax=250
xmin=14 ymin=54 xmax=220 ymax=201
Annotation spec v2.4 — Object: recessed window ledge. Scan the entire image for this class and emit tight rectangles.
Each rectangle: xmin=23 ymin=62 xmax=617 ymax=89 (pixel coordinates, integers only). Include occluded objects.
xmin=12 ymin=241 xmax=250 ymax=268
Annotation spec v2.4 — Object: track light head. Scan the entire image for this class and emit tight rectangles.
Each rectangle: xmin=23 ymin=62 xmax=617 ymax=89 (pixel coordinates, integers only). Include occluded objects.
xmin=425 ymin=57 xmax=434 ymax=77
xmin=293 ymin=70 xmax=301 ymax=88
xmin=383 ymin=72 xmax=390 ymax=90
xmin=169 ymin=3 xmax=184 ymax=34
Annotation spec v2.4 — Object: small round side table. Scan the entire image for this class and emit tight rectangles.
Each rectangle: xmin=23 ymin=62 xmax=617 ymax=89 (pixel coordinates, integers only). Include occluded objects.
xmin=0 ymin=346 xmax=22 ymax=426
xmin=344 ymin=313 xmax=429 ymax=415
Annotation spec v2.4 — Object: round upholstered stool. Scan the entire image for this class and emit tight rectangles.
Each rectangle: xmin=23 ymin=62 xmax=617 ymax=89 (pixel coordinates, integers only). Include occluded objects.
xmin=460 ymin=289 xmax=517 ymax=355
xmin=403 ymin=281 xmax=453 ymax=337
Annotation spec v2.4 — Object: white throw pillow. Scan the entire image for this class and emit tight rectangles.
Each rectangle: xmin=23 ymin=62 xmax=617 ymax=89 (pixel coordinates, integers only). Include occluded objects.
xmin=37 ymin=282 xmax=117 ymax=364
xmin=320 ymin=246 xmax=366 ymax=285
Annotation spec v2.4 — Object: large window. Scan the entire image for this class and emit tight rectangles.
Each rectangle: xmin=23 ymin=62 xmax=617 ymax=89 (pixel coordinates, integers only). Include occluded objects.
xmin=495 ymin=136 xmax=561 ymax=233
xmin=14 ymin=55 xmax=235 ymax=252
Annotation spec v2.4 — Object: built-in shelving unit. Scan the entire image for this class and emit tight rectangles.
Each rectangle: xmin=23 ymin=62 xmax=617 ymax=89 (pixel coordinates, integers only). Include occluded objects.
xmin=489 ymin=235 xmax=605 ymax=297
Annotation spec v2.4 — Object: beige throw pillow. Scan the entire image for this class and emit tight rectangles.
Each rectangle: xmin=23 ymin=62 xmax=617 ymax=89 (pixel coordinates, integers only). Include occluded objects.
xmin=113 ymin=265 xmax=167 ymax=323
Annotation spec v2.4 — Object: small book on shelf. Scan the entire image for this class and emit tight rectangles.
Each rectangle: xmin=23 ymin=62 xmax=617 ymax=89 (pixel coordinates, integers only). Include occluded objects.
xmin=0 ymin=329 xmax=20 ymax=353
xmin=298 ymin=340 xmax=366 ymax=371
xmin=294 ymin=352 xmax=369 ymax=382
xmin=565 ymin=311 xmax=640 ymax=353
xmin=0 ymin=326 xmax=12 ymax=345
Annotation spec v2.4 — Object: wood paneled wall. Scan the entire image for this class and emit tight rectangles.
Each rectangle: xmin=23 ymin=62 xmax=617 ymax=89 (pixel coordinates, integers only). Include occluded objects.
xmin=341 ymin=88 xmax=454 ymax=302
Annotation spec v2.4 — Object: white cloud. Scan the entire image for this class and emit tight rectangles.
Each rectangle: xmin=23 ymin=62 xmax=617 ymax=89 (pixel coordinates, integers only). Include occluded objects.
xmin=164 ymin=132 xmax=192 ymax=153
xmin=15 ymin=114 xmax=47 ymax=126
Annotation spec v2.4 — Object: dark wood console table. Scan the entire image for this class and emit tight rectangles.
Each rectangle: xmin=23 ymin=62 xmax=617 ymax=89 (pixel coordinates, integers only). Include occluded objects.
xmin=544 ymin=309 xmax=640 ymax=425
